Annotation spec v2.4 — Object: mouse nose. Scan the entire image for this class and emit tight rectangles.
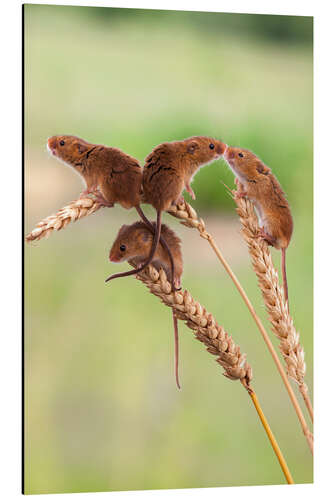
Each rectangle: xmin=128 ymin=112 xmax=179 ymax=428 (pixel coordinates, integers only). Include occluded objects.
xmin=109 ymin=252 xmax=120 ymax=262
xmin=47 ymin=136 xmax=57 ymax=151
xmin=217 ymin=142 xmax=227 ymax=155
xmin=224 ymin=147 xmax=234 ymax=160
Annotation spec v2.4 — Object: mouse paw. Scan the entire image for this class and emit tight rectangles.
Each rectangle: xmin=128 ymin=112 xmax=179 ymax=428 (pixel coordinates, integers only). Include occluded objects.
xmin=175 ymin=195 xmax=185 ymax=206
xmin=185 ymin=184 xmax=196 ymax=200
xmin=257 ymin=228 xmax=275 ymax=246
xmin=79 ymin=189 xmax=92 ymax=198
xmin=80 ymin=184 xmax=99 ymax=199
xmin=235 ymin=190 xmax=248 ymax=199
xmin=93 ymin=192 xmax=114 ymax=207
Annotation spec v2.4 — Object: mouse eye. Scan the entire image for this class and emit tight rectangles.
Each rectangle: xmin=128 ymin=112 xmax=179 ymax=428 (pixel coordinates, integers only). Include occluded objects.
xmin=59 ymin=140 xmax=65 ymax=146
xmin=120 ymin=244 xmax=126 ymax=252
xmin=209 ymin=143 xmax=215 ymax=150
xmin=238 ymin=152 xmax=244 ymax=158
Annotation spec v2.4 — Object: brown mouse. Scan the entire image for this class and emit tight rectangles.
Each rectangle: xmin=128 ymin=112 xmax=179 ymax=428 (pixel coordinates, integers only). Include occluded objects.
xmin=47 ymin=135 xmax=176 ymax=284
xmin=106 ymin=136 xmax=226 ymax=289
xmin=108 ymin=221 xmax=183 ymax=388
xmin=47 ymin=135 xmax=142 ymax=208
xmin=106 ymin=136 xmax=226 ymax=290
xmin=223 ymin=146 xmax=293 ymax=309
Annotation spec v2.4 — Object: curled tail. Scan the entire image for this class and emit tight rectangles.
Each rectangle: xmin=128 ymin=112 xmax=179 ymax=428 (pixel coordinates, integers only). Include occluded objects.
xmin=135 ymin=206 xmax=177 ymax=292
xmin=172 ymin=308 xmax=181 ymax=389
xmin=281 ymin=248 xmax=289 ymax=312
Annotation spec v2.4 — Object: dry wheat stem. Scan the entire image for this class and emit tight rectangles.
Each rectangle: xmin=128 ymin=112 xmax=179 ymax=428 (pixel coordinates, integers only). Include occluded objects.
xmin=25 ymin=198 xmax=102 ymax=242
xmin=26 ymin=196 xmax=312 ymax=451
xmin=168 ymin=201 xmax=313 ymax=454
xmin=248 ymin=388 xmax=294 ymax=484
xmin=26 ymin=196 xmax=294 ymax=481
xmin=233 ymin=194 xmax=314 ymax=425
xmin=133 ymin=263 xmax=293 ymax=484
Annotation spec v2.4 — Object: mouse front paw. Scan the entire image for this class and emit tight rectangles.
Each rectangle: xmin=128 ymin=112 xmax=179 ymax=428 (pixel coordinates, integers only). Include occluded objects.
xmin=235 ymin=190 xmax=248 ymax=199
xmin=79 ymin=189 xmax=92 ymax=198
xmin=185 ymin=184 xmax=196 ymax=200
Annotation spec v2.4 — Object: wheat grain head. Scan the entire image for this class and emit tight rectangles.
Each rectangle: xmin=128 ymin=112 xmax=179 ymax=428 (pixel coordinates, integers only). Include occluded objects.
xmin=169 ymin=199 xmax=309 ymax=389
xmin=25 ymin=198 xmax=102 ymax=242
xmin=131 ymin=262 xmax=253 ymax=388
xmin=233 ymin=194 xmax=313 ymax=423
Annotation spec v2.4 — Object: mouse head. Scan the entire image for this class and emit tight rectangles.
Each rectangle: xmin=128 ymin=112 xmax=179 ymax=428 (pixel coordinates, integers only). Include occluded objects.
xmin=47 ymin=135 xmax=93 ymax=168
xmin=223 ymin=146 xmax=271 ymax=180
xmin=184 ymin=136 xmax=227 ymax=167
xmin=109 ymin=222 xmax=152 ymax=263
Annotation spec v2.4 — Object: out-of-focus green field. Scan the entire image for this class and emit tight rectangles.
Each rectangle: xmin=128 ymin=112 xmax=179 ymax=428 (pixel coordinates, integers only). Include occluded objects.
xmin=24 ymin=5 xmax=313 ymax=495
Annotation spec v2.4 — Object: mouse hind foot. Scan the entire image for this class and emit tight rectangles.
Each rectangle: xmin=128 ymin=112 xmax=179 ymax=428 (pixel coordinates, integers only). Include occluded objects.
xmin=93 ymin=191 xmax=115 ymax=207
xmin=257 ymin=227 xmax=276 ymax=247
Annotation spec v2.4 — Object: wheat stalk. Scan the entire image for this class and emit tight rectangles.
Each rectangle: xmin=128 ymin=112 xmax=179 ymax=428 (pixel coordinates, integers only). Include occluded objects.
xmin=26 ymin=194 xmax=295 ymax=482
xmin=132 ymin=263 xmax=294 ymax=484
xmin=168 ymin=201 xmax=313 ymax=453
xmin=233 ymin=194 xmax=314 ymax=423
xmin=25 ymin=197 xmax=102 ymax=242
xmin=26 ymin=195 xmax=312 ymax=452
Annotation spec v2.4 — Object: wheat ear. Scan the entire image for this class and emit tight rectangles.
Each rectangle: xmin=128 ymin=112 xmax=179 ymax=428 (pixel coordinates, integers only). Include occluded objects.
xmin=25 ymin=198 xmax=102 ymax=242
xmin=132 ymin=263 xmax=294 ymax=484
xmin=25 ymin=195 xmax=294 ymax=482
xmin=168 ymin=201 xmax=313 ymax=454
xmin=234 ymin=194 xmax=314 ymax=424
xmin=26 ymin=196 xmax=312 ymax=452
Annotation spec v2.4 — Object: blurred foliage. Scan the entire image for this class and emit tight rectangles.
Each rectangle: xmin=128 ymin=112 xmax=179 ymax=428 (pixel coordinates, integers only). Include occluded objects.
xmin=26 ymin=5 xmax=313 ymax=44
xmin=24 ymin=4 xmax=313 ymax=495
xmin=24 ymin=4 xmax=312 ymax=213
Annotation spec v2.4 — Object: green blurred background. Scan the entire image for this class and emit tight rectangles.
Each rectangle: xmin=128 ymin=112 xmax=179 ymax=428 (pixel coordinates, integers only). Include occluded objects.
xmin=24 ymin=4 xmax=313 ymax=495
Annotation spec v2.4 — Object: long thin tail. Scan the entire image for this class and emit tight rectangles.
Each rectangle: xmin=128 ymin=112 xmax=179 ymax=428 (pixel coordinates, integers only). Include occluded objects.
xmin=105 ymin=266 xmax=144 ymax=282
xmin=281 ymin=248 xmax=289 ymax=312
xmin=172 ymin=309 xmax=181 ymax=389
xmin=135 ymin=205 xmax=177 ymax=291
xmin=105 ymin=210 xmax=162 ymax=283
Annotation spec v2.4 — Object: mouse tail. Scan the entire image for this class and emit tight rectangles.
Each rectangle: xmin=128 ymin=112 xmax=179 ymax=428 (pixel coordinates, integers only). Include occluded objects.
xmin=138 ymin=209 xmax=162 ymax=271
xmin=135 ymin=205 xmax=177 ymax=292
xmin=105 ymin=210 xmax=162 ymax=284
xmin=172 ymin=308 xmax=181 ymax=390
xmin=105 ymin=266 xmax=147 ymax=282
xmin=281 ymin=248 xmax=289 ymax=312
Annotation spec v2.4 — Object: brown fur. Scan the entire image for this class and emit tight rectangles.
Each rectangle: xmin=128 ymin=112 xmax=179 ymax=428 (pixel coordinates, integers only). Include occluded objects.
xmin=224 ymin=146 xmax=293 ymax=309
xmin=143 ymin=136 xmax=227 ymax=211
xmin=48 ymin=135 xmax=178 ymax=288
xmin=224 ymin=147 xmax=293 ymax=249
xmin=138 ymin=136 xmax=226 ymax=290
xmin=47 ymin=135 xmax=142 ymax=209
xmin=109 ymin=221 xmax=183 ymax=286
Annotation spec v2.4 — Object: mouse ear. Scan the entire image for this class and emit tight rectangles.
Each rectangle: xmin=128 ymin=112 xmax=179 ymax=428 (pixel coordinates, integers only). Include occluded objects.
xmin=77 ymin=143 xmax=89 ymax=154
xmin=118 ymin=224 xmax=128 ymax=235
xmin=256 ymin=162 xmax=270 ymax=175
xmin=187 ymin=140 xmax=199 ymax=154
xmin=141 ymin=230 xmax=151 ymax=243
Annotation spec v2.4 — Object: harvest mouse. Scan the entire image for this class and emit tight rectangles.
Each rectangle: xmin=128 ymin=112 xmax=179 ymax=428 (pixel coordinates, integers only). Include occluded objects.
xmin=47 ymin=134 xmax=176 ymax=286
xmin=47 ymin=135 xmax=142 ymax=209
xmin=108 ymin=221 xmax=183 ymax=388
xmin=113 ymin=136 xmax=226 ymax=290
xmin=223 ymin=146 xmax=293 ymax=309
